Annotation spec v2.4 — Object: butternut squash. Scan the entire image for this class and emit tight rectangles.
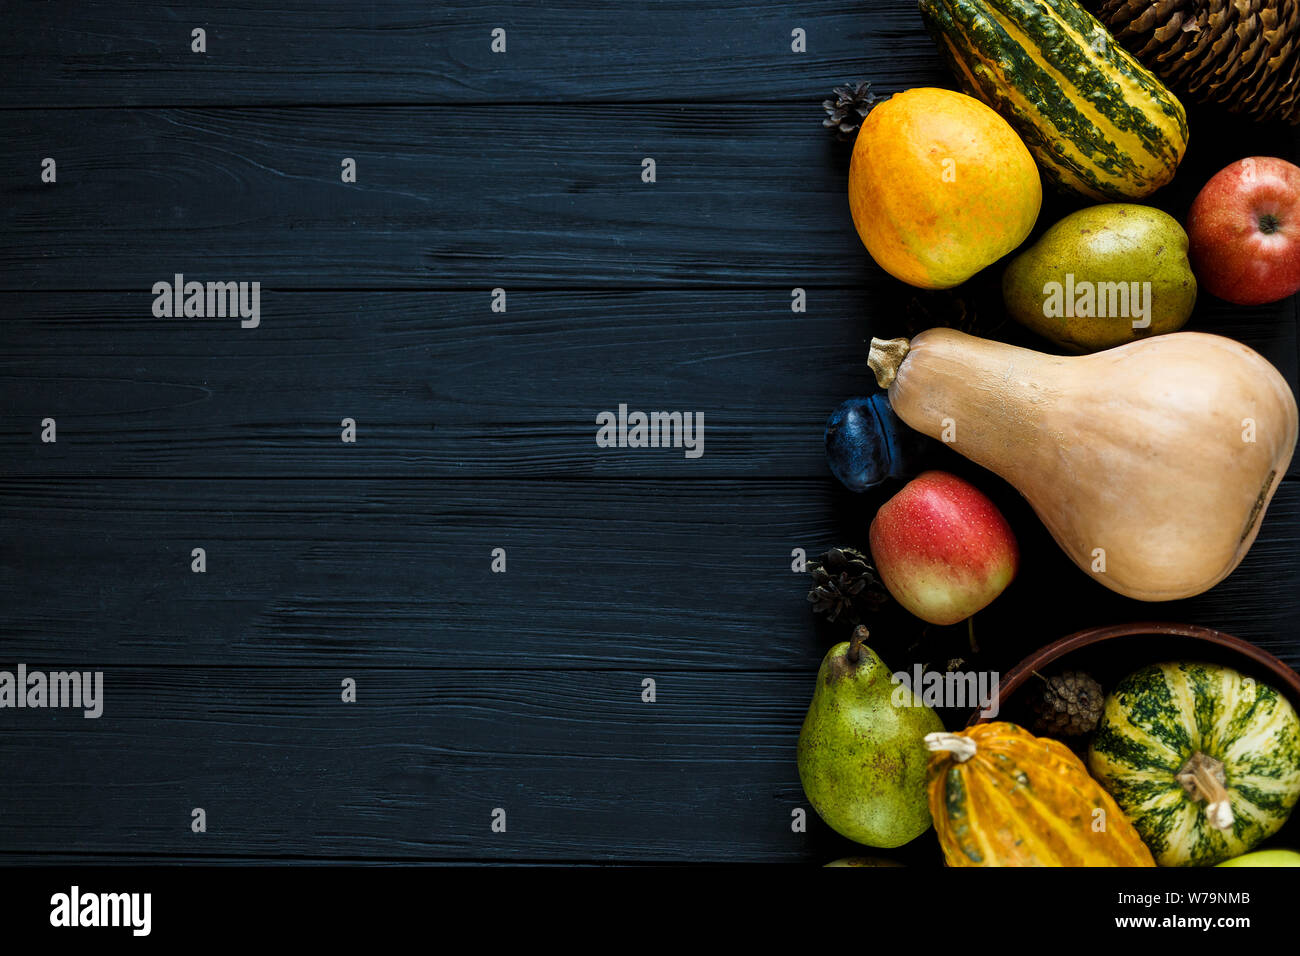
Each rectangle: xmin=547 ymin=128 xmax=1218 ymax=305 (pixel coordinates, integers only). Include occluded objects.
xmin=867 ymin=330 xmax=1297 ymax=601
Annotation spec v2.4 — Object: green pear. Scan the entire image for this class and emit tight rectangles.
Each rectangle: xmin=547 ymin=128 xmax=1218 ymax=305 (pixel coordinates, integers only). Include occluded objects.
xmin=1003 ymin=203 xmax=1196 ymax=353
xmin=1216 ymin=849 xmax=1300 ymax=867
xmin=824 ymin=857 xmax=905 ymax=867
xmin=797 ymin=627 xmax=943 ymax=848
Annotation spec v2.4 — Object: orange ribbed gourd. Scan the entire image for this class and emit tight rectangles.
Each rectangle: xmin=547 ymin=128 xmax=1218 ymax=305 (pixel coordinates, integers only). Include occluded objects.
xmin=926 ymin=722 xmax=1155 ymax=867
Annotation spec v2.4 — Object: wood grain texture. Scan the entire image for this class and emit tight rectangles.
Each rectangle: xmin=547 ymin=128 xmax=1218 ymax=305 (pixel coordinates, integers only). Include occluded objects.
xmin=0 ymin=1 xmax=945 ymax=107
xmin=4 ymin=103 xmax=1299 ymax=290
xmin=3 ymin=289 xmax=1293 ymax=478
xmin=2 ymin=477 xmax=1297 ymax=672
xmin=4 ymin=104 xmax=857 ymax=289
xmin=0 ymin=668 xmax=840 ymax=863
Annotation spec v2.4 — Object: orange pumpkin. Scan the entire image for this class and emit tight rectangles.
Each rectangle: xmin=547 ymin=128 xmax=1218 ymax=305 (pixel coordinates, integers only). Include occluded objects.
xmin=849 ymin=88 xmax=1041 ymax=289
xmin=926 ymin=723 xmax=1155 ymax=867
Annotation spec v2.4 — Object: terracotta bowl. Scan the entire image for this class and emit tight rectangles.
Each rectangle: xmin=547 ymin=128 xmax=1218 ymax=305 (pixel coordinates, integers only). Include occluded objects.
xmin=969 ymin=621 xmax=1300 ymax=853
xmin=970 ymin=621 xmax=1300 ymax=729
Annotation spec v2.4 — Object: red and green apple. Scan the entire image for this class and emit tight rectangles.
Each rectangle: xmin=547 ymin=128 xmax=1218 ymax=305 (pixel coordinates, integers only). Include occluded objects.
xmin=868 ymin=470 xmax=1018 ymax=626
xmin=1188 ymin=156 xmax=1300 ymax=306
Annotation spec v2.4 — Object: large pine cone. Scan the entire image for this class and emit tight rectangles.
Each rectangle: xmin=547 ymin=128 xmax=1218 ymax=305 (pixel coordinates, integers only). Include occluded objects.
xmin=1095 ymin=0 xmax=1300 ymax=124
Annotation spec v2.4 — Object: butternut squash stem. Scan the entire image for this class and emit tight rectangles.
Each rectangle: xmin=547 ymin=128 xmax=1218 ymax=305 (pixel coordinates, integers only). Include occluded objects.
xmin=1175 ymin=752 xmax=1235 ymax=831
xmin=867 ymin=337 xmax=910 ymax=388
xmin=925 ymin=732 xmax=977 ymax=763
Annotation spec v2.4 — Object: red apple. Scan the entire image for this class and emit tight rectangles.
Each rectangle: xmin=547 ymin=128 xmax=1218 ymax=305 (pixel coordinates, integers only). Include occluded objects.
xmin=868 ymin=470 xmax=1018 ymax=626
xmin=1188 ymin=156 xmax=1300 ymax=305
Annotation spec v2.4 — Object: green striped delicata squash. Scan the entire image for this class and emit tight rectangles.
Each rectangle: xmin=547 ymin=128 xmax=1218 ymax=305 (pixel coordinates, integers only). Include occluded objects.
xmin=1089 ymin=662 xmax=1300 ymax=867
xmin=918 ymin=0 xmax=1188 ymax=201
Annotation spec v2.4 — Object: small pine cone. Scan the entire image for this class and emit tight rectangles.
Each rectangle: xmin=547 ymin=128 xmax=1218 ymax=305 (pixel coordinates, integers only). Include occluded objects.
xmin=1028 ymin=670 xmax=1105 ymax=737
xmin=822 ymin=81 xmax=879 ymax=142
xmin=807 ymin=547 xmax=889 ymax=625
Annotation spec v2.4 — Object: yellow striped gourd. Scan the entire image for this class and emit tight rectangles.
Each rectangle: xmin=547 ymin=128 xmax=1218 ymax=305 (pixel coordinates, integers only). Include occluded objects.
xmin=918 ymin=0 xmax=1189 ymax=200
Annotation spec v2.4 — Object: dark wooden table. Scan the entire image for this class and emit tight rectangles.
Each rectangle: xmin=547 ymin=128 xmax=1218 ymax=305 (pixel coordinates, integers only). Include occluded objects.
xmin=2 ymin=1 xmax=1297 ymax=865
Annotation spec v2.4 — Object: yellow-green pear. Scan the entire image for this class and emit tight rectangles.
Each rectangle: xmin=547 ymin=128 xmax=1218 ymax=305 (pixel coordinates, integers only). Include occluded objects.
xmin=1003 ymin=204 xmax=1196 ymax=352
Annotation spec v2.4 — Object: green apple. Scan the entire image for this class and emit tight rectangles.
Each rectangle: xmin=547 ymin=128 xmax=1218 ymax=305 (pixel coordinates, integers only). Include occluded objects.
xmin=1216 ymin=849 xmax=1300 ymax=867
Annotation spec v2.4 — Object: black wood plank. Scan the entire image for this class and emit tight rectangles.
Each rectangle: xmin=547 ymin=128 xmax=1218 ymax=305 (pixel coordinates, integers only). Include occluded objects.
xmin=1 ymin=104 xmax=860 ymax=289
xmin=0 ymin=668 xmax=831 ymax=863
xmin=2 ymin=477 xmax=1297 ymax=671
xmin=1 ymin=289 xmax=1294 ymax=478
xmin=1 ymin=1 xmax=945 ymax=107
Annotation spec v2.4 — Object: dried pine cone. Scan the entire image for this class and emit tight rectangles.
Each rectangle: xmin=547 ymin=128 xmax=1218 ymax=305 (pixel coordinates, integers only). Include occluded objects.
xmin=822 ymin=81 xmax=879 ymax=141
xmin=905 ymin=289 xmax=1006 ymax=338
xmin=1096 ymin=0 xmax=1300 ymax=124
xmin=807 ymin=547 xmax=889 ymax=625
xmin=1028 ymin=670 xmax=1105 ymax=737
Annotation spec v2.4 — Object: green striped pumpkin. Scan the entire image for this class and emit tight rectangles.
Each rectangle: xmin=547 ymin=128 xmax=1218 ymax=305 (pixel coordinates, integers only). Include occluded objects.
xmin=918 ymin=0 xmax=1189 ymax=201
xmin=1089 ymin=662 xmax=1300 ymax=867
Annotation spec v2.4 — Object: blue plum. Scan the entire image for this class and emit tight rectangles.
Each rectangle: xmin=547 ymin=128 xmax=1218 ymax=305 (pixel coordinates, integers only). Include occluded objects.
xmin=824 ymin=394 xmax=931 ymax=492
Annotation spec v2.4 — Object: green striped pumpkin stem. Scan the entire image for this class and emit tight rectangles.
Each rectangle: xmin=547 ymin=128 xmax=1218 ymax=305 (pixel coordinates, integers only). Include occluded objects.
xmin=1176 ymin=752 xmax=1234 ymax=831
